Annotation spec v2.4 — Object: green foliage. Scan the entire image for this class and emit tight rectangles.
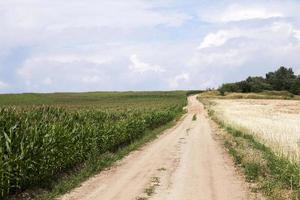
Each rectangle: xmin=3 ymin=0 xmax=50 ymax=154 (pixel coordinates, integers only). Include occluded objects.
xmin=239 ymin=76 xmax=272 ymax=92
xmin=186 ymin=90 xmax=204 ymax=96
xmin=0 ymin=91 xmax=187 ymax=111
xmin=291 ymin=76 xmax=300 ymax=95
xmin=192 ymin=114 xmax=197 ymax=121
xmin=219 ymin=66 xmax=300 ymax=95
xmin=219 ymin=89 xmax=225 ymax=96
xmin=243 ymin=162 xmax=261 ymax=181
xmin=266 ymin=66 xmax=296 ymax=91
xmin=0 ymin=92 xmax=186 ymax=198
xmin=219 ymin=83 xmax=240 ymax=93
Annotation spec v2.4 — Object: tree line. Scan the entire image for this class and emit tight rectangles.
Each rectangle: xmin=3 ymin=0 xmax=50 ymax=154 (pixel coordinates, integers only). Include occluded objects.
xmin=219 ymin=66 xmax=300 ymax=95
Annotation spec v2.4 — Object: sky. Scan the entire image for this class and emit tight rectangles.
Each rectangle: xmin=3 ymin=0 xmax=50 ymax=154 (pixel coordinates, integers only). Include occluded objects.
xmin=1 ymin=0 xmax=300 ymax=93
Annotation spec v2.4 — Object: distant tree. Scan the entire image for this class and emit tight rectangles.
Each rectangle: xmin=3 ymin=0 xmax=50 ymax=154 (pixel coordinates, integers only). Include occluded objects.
xmin=240 ymin=76 xmax=272 ymax=93
xmin=219 ymin=77 xmax=272 ymax=93
xmin=218 ymin=66 xmax=299 ymax=95
xmin=219 ymin=88 xmax=225 ymax=96
xmin=219 ymin=83 xmax=240 ymax=93
xmin=236 ymin=80 xmax=250 ymax=93
xmin=290 ymin=76 xmax=300 ymax=95
xmin=266 ymin=66 xmax=296 ymax=91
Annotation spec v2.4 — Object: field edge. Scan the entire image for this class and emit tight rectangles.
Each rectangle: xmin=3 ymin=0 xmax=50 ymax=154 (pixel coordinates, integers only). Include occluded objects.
xmin=199 ymin=97 xmax=300 ymax=200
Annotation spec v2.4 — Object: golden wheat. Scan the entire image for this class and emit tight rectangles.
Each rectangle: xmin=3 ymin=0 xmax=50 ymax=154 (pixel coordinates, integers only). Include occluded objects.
xmin=211 ymin=99 xmax=300 ymax=162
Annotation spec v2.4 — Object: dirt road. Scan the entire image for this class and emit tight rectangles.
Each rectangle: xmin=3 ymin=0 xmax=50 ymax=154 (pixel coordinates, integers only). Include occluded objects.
xmin=60 ymin=95 xmax=254 ymax=200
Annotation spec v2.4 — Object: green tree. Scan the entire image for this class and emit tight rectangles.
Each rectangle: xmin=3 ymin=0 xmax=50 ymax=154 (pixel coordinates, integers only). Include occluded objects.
xmin=266 ymin=66 xmax=296 ymax=91
xmin=240 ymin=76 xmax=272 ymax=93
xmin=290 ymin=76 xmax=300 ymax=95
xmin=218 ymin=66 xmax=299 ymax=95
xmin=219 ymin=83 xmax=240 ymax=93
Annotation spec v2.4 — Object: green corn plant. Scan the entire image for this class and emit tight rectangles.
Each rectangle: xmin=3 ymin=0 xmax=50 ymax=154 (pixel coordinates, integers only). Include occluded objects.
xmin=0 ymin=102 xmax=184 ymax=198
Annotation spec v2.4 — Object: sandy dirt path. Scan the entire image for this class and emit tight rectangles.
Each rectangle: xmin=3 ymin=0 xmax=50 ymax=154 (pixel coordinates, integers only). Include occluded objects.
xmin=59 ymin=95 xmax=255 ymax=200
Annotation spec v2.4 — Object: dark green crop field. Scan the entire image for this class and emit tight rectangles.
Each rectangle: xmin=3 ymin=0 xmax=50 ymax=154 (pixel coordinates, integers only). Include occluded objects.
xmin=0 ymin=91 xmax=187 ymax=198
xmin=0 ymin=91 xmax=187 ymax=111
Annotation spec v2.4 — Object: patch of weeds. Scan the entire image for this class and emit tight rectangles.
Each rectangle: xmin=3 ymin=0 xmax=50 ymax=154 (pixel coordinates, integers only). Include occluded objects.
xmin=144 ymin=186 xmax=155 ymax=196
xmin=142 ymin=177 xmax=160 ymax=198
xmin=151 ymin=177 xmax=160 ymax=185
xmin=224 ymin=140 xmax=242 ymax=165
xmin=157 ymin=167 xmax=166 ymax=171
xmin=136 ymin=197 xmax=148 ymax=200
xmin=192 ymin=114 xmax=197 ymax=121
xmin=243 ymin=162 xmax=261 ymax=182
xmin=228 ymin=147 xmax=242 ymax=165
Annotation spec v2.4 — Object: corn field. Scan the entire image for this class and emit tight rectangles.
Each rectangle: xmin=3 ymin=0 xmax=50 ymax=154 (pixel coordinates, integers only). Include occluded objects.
xmin=0 ymin=92 xmax=185 ymax=198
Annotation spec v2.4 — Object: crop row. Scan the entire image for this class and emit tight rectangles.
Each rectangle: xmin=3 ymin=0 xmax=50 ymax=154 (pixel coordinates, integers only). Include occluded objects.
xmin=0 ymin=105 xmax=183 ymax=198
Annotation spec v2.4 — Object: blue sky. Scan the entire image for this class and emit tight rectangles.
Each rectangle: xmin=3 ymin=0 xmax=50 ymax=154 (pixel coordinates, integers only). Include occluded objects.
xmin=1 ymin=0 xmax=300 ymax=93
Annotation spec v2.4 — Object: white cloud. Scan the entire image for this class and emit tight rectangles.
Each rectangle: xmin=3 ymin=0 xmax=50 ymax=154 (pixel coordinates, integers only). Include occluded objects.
xmin=27 ymin=54 xmax=113 ymax=65
xmin=168 ymin=73 xmax=189 ymax=89
xmin=199 ymin=3 xmax=284 ymax=23
xmin=294 ymin=30 xmax=300 ymax=41
xmin=16 ymin=54 xmax=115 ymax=92
xmin=0 ymin=1 xmax=192 ymax=66
xmin=0 ymin=1 xmax=191 ymax=32
xmin=1 ymin=1 xmax=300 ymax=92
xmin=198 ymin=29 xmax=242 ymax=49
xmin=0 ymin=81 xmax=9 ymax=89
xmin=81 ymin=75 xmax=101 ymax=83
xmin=198 ymin=21 xmax=300 ymax=50
xmin=189 ymin=49 xmax=248 ymax=68
xmin=219 ymin=5 xmax=283 ymax=22
xmin=187 ymin=19 xmax=300 ymax=88
xmin=129 ymin=54 xmax=165 ymax=73
xmin=42 ymin=77 xmax=53 ymax=85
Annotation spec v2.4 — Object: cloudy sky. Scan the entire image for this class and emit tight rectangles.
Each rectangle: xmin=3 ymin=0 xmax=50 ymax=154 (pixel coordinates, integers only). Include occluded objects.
xmin=1 ymin=0 xmax=300 ymax=93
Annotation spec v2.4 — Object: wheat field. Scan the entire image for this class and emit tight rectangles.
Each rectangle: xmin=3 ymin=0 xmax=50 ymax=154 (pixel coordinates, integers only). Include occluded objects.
xmin=210 ymin=99 xmax=300 ymax=162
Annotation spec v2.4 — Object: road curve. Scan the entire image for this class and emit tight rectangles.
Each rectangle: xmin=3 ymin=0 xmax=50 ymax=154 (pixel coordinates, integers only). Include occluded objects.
xmin=59 ymin=95 xmax=254 ymax=200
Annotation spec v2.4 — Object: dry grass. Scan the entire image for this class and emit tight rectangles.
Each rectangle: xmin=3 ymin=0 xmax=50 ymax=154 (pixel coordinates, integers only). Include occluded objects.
xmin=199 ymin=90 xmax=300 ymax=100
xmin=210 ymin=99 xmax=300 ymax=162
